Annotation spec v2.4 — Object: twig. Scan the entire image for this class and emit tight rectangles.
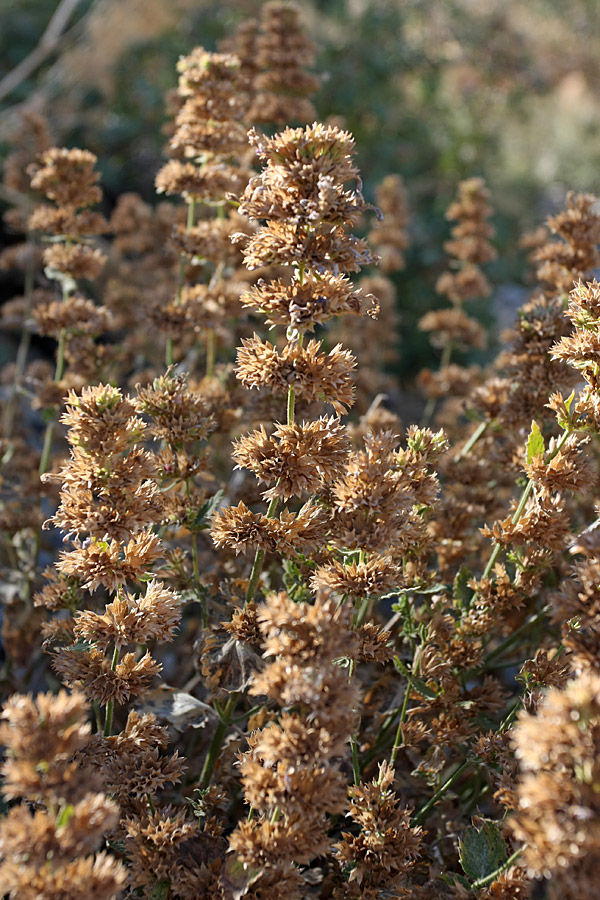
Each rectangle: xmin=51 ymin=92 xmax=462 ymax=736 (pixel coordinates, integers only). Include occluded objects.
xmin=0 ymin=0 xmax=82 ymax=103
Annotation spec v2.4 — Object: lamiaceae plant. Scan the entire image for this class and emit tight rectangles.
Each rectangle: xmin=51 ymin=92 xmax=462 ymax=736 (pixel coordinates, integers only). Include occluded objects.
xmin=7 ymin=4 xmax=600 ymax=898
xmin=39 ymin=384 xmax=180 ymax=735
xmin=155 ymin=48 xmax=252 ymax=372
xmin=211 ymin=122 xmax=377 ymax=603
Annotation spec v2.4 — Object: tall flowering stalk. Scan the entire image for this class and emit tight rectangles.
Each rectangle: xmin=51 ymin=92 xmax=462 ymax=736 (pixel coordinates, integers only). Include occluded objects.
xmin=155 ymin=49 xmax=251 ymax=371
xmin=221 ymin=2 xmax=319 ymax=127
xmin=212 ymin=123 xmax=377 ymax=604
xmin=334 ymin=173 xmax=408 ymax=412
xmin=27 ymin=148 xmax=111 ymax=474
xmin=420 ymin=177 xmax=496 ymax=424
xmin=39 ymin=385 xmax=180 ymax=735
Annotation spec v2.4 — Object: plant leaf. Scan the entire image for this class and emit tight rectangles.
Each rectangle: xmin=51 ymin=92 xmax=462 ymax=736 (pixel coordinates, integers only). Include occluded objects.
xmin=459 ymin=820 xmax=507 ymax=881
xmin=526 ymin=419 xmax=545 ymax=463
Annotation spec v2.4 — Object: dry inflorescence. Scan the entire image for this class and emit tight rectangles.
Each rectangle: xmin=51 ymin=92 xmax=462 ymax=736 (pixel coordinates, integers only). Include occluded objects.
xmin=4 ymin=4 xmax=600 ymax=899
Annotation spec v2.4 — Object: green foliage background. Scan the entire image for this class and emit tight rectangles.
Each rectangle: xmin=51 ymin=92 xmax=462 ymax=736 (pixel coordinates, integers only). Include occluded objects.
xmin=3 ymin=0 xmax=600 ymax=378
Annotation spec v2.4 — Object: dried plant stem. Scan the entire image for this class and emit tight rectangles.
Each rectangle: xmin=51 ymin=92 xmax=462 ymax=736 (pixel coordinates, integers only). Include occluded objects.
xmin=103 ymin=644 xmax=120 ymax=737
xmin=166 ymin=198 xmax=196 ymax=368
xmin=287 ymin=380 xmax=296 ymax=425
xmin=350 ymin=734 xmax=360 ymax=785
xmin=199 ymin=692 xmax=239 ymax=789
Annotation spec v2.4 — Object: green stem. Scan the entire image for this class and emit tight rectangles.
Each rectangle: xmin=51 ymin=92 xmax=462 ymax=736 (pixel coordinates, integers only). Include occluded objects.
xmin=471 ymin=847 xmax=524 ymax=889
xmin=478 ymin=427 xmax=571 ymax=585
xmin=92 ymin=699 xmax=103 ymax=734
xmin=38 ymin=328 xmax=67 ymax=476
xmin=455 ymin=419 xmax=489 ymax=462
xmin=167 ymin=198 xmax=196 ymax=368
xmin=389 ymin=681 xmax=411 ymax=769
xmin=350 ymin=734 xmax=361 ymax=785
xmin=199 ymin=693 xmax=239 ymax=789
xmin=2 ymin=247 xmax=35 ymax=440
xmin=103 ymin=644 xmax=120 ymax=737
xmin=354 ymin=594 xmax=371 ymax=628
xmin=206 ymin=328 xmax=216 ymax=378
xmin=421 ymin=341 xmax=453 ymax=427
xmin=244 ymin=493 xmax=279 ymax=605
xmin=412 ymin=758 xmax=473 ymax=826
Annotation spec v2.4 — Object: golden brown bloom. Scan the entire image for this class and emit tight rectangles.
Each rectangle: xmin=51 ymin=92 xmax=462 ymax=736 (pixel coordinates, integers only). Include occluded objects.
xmin=43 ymin=384 xmax=164 ymax=542
xmin=482 ymin=495 xmax=571 ymax=552
xmin=73 ymin=579 xmax=181 ymax=649
xmin=0 ymin=690 xmax=90 ymax=801
xmin=233 ymin=416 xmax=349 ymax=500
xmin=328 ymin=427 xmax=446 ymax=553
xmin=535 ymin=192 xmax=600 ymax=294
xmin=241 ymin=271 xmax=366 ymax=330
xmin=419 ymin=306 xmax=487 ymax=350
xmin=523 ymin=431 xmax=594 ymax=496
xmin=511 ymin=671 xmax=600 ymax=899
xmin=236 ymin=335 xmax=356 ymax=414
xmin=31 ymin=294 xmax=113 ymax=339
xmin=231 ymin=592 xmax=360 ymax=878
xmin=57 ymin=532 xmax=163 ymax=592
xmin=334 ymin=762 xmax=423 ymax=895
xmin=83 ymin=710 xmax=185 ymax=805
xmin=28 ymin=148 xmax=102 ymax=209
xmin=155 ymin=158 xmax=247 ymax=201
xmin=125 ymin=806 xmax=225 ymax=899
xmin=353 ymin=622 xmax=396 ymax=664
xmin=28 ymin=204 xmax=109 ymax=237
xmin=54 ymin=648 xmax=161 ymax=705
xmin=234 ymin=123 xmax=377 ymax=278
xmin=246 ymin=1 xmax=319 ymax=125
xmin=211 ymin=498 xmax=327 ymax=557
xmin=0 ymin=691 xmax=127 ymax=900
xmin=136 ymin=370 xmax=215 ymax=446
xmin=310 ymin=555 xmax=402 ymax=599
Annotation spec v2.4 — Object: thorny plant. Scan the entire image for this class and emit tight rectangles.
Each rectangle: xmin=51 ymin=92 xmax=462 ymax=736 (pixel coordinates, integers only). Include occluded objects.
xmin=2 ymin=4 xmax=600 ymax=900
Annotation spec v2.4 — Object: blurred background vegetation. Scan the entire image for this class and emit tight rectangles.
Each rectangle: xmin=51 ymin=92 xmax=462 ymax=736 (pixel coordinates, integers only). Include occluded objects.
xmin=2 ymin=0 xmax=600 ymax=379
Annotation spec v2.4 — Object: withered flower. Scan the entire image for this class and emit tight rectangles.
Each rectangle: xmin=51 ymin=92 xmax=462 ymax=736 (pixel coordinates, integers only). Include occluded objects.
xmin=233 ymin=416 xmax=349 ymax=500
xmin=511 ymin=671 xmax=600 ymax=899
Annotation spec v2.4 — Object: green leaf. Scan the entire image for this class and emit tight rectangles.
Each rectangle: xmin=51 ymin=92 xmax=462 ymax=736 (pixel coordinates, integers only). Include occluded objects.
xmin=459 ymin=820 xmax=507 ymax=882
xmin=150 ymin=881 xmax=171 ymax=900
xmin=453 ymin=566 xmax=472 ymax=609
xmin=56 ymin=803 xmax=75 ymax=828
xmin=393 ymin=657 xmax=438 ymax=700
xmin=282 ymin=558 xmax=312 ymax=603
xmin=190 ymin=489 xmax=224 ymax=531
xmin=526 ymin=419 xmax=545 ymax=463
xmin=564 ymin=389 xmax=576 ymax=414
